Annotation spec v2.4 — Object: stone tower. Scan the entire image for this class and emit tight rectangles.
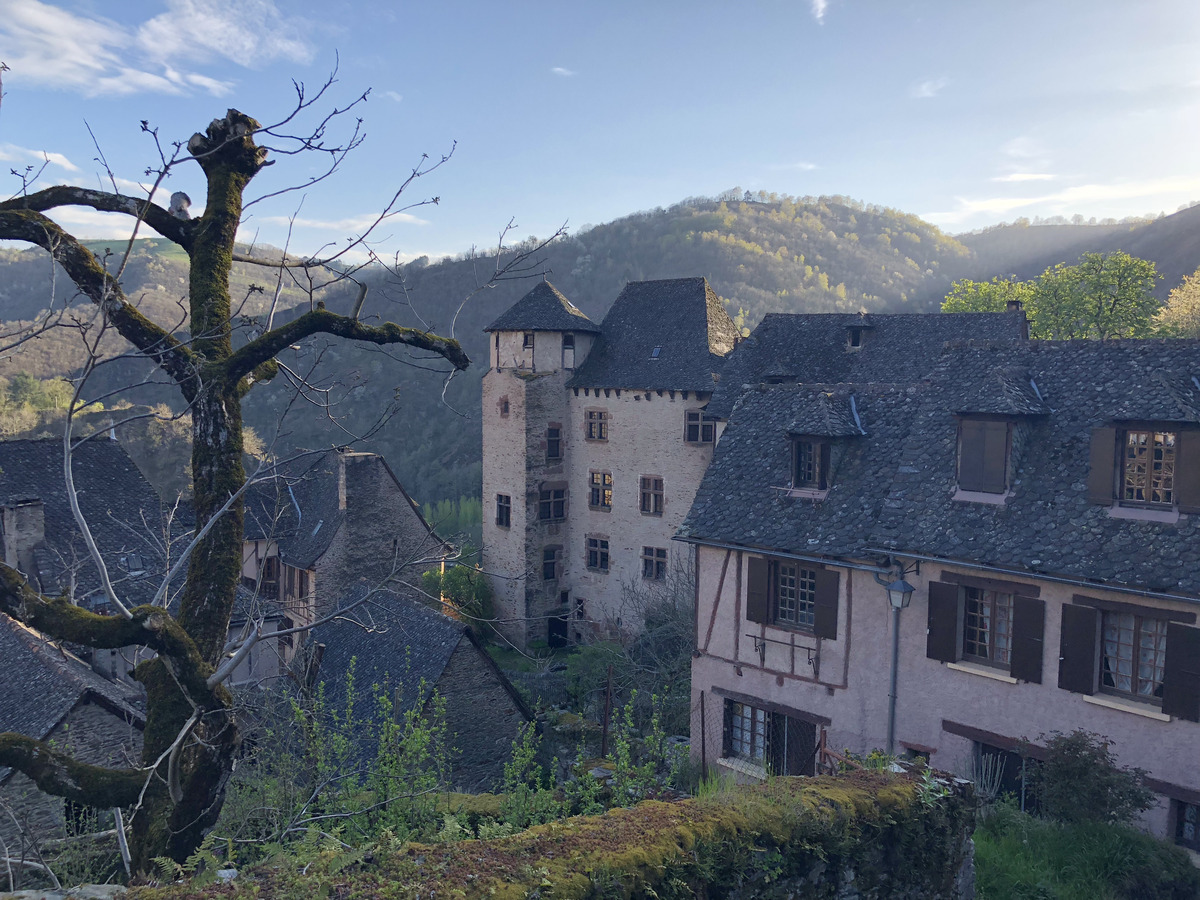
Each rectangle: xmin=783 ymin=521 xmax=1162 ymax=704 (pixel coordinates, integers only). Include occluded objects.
xmin=482 ymin=282 xmax=600 ymax=647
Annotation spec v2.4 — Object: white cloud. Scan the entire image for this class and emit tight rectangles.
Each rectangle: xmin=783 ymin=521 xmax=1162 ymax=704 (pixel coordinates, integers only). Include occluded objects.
xmin=811 ymin=0 xmax=828 ymax=23
xmin=0 ymin=143 xmax=80 ymax=172
xmin=990 ymin=173 xmax=1056 ymax=183
xmin=551 ymin=67 xmax=577 ymax=77
xmin=0 ymin=0 xmax=311 ymax=97
xmin=383 ymin=90 xmax=403 ymax=103
xmin=926 ymin=175 xmax=1200 ymax=226
xmin=911 ymin=77 xmax=949 ymax=99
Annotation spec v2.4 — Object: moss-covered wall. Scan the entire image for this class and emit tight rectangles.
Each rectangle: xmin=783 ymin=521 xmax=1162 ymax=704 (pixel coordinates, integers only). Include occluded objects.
xmin=132 ymin=772 xmax=976 ymax=899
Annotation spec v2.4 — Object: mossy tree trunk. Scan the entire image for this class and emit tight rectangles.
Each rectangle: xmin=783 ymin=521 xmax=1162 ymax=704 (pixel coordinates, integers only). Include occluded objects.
xmin=0 ymin=108 xmax=470 ymax=869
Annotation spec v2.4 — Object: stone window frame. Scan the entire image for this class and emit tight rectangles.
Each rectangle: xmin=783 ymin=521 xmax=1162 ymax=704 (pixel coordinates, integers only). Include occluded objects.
xmin=546 ymin=424 xmax=562 ymax=462
xmin=684 ymin=409 xmax=715 ymax=444
xmin=641 ymin=546 xmax=668 ymax=580
xmin=588 ymin=470 xmax=613 ymax=510
xmin=639 ymin=475 xmax=664 ymax=516
xmin=586 ymin=536 xmax=610 ymax=572
xmin=585 ymin=408 xmax=609 ymax=442
xmin=495 ymin=493 xmax=512 ymax=529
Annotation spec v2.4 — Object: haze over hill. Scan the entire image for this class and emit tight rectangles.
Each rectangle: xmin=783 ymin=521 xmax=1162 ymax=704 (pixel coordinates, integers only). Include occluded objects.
xmin=3 ymin=193 xmax=1199 ymax=505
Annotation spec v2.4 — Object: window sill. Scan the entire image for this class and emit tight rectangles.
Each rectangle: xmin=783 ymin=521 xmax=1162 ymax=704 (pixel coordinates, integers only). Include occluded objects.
xmin=1106 ymin=505 xmax=1180 ymax=524
xmin=775 ymin=486 xmax=829 ymax=501
xmin=716 ymin=756 xmax=767 ymax=780
xmin=1082 ymin=693 xmax=1171 ymax=722
xmin=946 ymin=661 xmax=1018 ymax=684
xmin=952 ymin=489 xmax=1010 ymax=505
xmin=588 ymin=506 xmax=612 ymax=513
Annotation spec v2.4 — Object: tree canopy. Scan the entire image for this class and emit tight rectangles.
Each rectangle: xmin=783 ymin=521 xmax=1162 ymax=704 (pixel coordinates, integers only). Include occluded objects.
xmin=1154 ymin=265 xmax=1200 ymax=338
xmin=941 ymin=251 xmax=1162 ymax=339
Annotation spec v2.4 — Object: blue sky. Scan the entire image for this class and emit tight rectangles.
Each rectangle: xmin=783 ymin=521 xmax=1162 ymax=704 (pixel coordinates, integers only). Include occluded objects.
xmin=1 ymin=0 xmax=1198 ymax=262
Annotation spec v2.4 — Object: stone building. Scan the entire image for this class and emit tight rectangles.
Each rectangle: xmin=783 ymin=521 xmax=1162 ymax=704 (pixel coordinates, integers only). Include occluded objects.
xmin=482 ymin=278 xmax=739 ymax=648
xmin=682 ymin=336 xmax=1200 ymax=850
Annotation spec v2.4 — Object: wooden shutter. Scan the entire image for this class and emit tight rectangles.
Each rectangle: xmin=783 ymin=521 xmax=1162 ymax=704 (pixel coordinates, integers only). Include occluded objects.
xmin=787 ymin=717 xmax=817 ymax=776
xmin=818 ymin=442 xmax=832 ymax=490
xmin=769 ymin=713 xmax=786 ymax=775
xmin=1162 ymin=622 xmax=1200 ymax=722
xmin=746 ymin=558 xmax=770 ymax=624
xmin=926 ymin=581 xmax=961 ymax=663
xmin=1009 ymin=595 xmax=1045 ymax=683
xmin=959 ymin=419 xmax=1009 ymax=493
xmin=1087 ymin=426 xmax=1117 ymax=505
xmin=1057 ymin=604 xmax=1100 ymax=694
xmin=1176 ymin=430 xmax=1200 ymax=514
xmin=813 ymin=569 xmax=840 ymax=640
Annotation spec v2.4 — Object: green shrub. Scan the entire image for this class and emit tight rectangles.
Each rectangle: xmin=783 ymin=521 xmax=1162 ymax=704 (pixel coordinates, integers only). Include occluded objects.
xmin=1028 ymin=730 xmax=1154 ymax=826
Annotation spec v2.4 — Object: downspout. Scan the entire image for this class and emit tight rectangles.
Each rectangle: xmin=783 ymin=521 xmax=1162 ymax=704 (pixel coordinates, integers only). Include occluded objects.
xmin=873 ymin=568 xmax=902 ymax=756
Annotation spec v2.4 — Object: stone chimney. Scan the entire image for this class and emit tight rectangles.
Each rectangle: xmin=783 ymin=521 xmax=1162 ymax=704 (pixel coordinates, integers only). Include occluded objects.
xmin=2 ymin=498 xmax=45 ymax=576
xmin=1006 ymin=299 xmax=1030 ymax=340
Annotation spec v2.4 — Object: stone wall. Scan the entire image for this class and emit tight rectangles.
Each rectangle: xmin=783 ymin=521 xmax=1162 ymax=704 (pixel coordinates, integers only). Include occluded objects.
xmin=435 ymin=637 xmax=531 ymax=791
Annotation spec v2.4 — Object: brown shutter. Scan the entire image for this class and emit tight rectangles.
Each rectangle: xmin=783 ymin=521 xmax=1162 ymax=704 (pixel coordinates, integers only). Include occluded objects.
xmin=1087 ymin=426 xmax=1117 ymax=505
xmin=959 ymin=419 xmax=1009 ymax=493
xmin=1176 ymin=430 xmax=1200 ymax=514
xmin=813 ymin=568 xmax=840 ymax=640
xmin=1009 ymin=595 xmax=1045 ymax=683
xmin=746 ymin=558 xmax=770 ymax=624
xmin=787 ymin=716 xmax=816 ymax=776
xmin=1162 ymin=622 xmax=1200 ymax=722
xmin=818 ymin=442 xmax=832 ymax=490
xmin=1057 ymin=603 xmax=1100 ymax=694
xmin=926 ymin=581 xmax=961 ymax=663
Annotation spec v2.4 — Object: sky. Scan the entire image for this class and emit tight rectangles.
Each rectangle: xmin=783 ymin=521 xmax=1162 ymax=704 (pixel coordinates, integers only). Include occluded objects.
xmin=1 ymin=0 xmax=1198 ymax=263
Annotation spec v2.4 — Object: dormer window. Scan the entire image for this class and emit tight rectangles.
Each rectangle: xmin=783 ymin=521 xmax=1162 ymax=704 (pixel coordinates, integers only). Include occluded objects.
xmin=1088 ymin=424 xmax=1200 ymax=513
xmin=651 ymin=346 xmax=662 ymax=359
xmin=1121 ymin=428 xmax=1175 ymax=506
xmin=791 ymin=438 xmax=830 ymax=490
xmin=847 ymin=327 xmax=863 ymax=348
xmin=957 ymin=418 xmax=1011 ymax=495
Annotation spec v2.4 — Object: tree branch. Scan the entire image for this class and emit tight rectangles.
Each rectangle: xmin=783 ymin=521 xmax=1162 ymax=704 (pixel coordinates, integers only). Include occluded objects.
xmin=223 ymin=308 xmax=470 ymax=383
xmin=0 ymin=209 xmax=198 ymax=396
xmin=0 ymin=185 xmax=193 ymax=249
xmin=0 ymin=733 xmax=145 ymax=809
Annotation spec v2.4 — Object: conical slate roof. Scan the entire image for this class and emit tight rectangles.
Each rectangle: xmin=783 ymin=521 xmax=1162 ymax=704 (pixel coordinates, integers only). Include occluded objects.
xmin=483 ymin=281 xmax=600 ymax=333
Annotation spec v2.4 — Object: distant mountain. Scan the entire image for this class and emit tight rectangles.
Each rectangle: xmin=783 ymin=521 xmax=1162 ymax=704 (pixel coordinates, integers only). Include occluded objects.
xmin=2 ymin=194 xmax=1199 ymax=506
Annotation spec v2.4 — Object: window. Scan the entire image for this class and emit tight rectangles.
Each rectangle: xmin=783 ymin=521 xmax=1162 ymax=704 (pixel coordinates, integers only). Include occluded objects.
xmin=957 ymin=419 xmax=1011 ymax=494
xmin=651 ymin=345 xmax=662 ymax=359
xmin=791 ymin=438 xmax=830 ymax=490
xmin=927 ymin=578 xmax=1045 ymax=682
xmin=1122 ymin=429 xmax=1176 ymax=506
xmin=542 ymin=547 xmax=559 ymax=581
xmin=962 ymin=587 xmax=1013 ymax=666
xmin=586 ymin=409 xmax=609 ymax=441
xmin=745 ymin=557 xmax=840 ymax=639
xmin=775 ymin=563 xmax=816 ymax=628
xmin=642 ymin=546 xmax=668 ymax=580
xmin=1088 ymin=425 xmax=1200 ymax=510
xmin=279 ymin=615 xmax=294 ymax=649
xmin=1058 ymin=598 xmax=1200 ymax=720
xmin=588 ymin=471 xmax=613 ymax=509
xmin=586 ymin=537 xmax=609 ymax=572
xmin=727 ymin=702 xmax=766 ymax=762
xmin=562 ymin=334 xmax=575 ymax=369
xmin=639 ymin=476 xmax=664 ymax=515
xmin=685 ymin=410 xmax=715 ymax=444
xmin=721 ymin=699 xmax=817 ymax=775
xmin=546 ymin=425 xmax=562 ymax=462
xmin=500 ymin=397 xmax=510 ymax=417
xmin=847 ymin=326 xmax=863 ymax=348
xmin=562 ymin=334 xmax=575 ymax=350
xmin=495 ymin=493 xmax=511 ymax=528
xmin=522 ymin=332 xmax=534 ymax=350
xmin=1101 ymin=610 xmax=1168 ymax=700
xmin=538 ymin=487 xmax=566 ymax=522
xmin=1177 ymin=801 xmax=1200 ymax=852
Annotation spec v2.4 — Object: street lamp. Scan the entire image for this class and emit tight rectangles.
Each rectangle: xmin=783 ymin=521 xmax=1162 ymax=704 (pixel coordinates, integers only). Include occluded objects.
xmin=884 ymin=575 xmax=915 ymax=755
xmin=885 ymin=577 xmax=915 ymax=610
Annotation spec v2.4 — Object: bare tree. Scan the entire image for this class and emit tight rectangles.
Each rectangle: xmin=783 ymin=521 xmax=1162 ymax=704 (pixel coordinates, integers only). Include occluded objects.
xmin=0 ymin=81 xmax=554 ymax=869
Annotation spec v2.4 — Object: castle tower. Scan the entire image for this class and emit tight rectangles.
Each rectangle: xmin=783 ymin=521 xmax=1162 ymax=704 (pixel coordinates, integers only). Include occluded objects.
xmin=482 ymin=282 xmax=600 ymax=647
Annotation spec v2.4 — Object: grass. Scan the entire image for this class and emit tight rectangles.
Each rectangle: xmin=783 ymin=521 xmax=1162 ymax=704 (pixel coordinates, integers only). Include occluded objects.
xmin=975 ymin=801 xmax=1200 ymax=900
xmin=486 ymin=642 xmax=575 ymax=673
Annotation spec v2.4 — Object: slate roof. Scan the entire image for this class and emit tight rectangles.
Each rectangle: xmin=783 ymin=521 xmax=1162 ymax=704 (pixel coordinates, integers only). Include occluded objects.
xmin=0 ymin=614 xmax=144 ymax=784
xmin=681 ymin=338 xmax=1200 ymax=599
xmin=0 ymin=438 xmax=173 ymax=609
xmin=568 ymin=277 xmax=741 ymax=392
xmin=706 ymin=311 xmax=1028 ymax=418
xmin=242 ymin=452 xmax=346 ymax=569
xmin=312 ymin=589 xmax=531 ymax=720
xmin=680 ymin=384 xmax=923 ymax=559
xmin=483 ymin=281 xmax=601 ymax=334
